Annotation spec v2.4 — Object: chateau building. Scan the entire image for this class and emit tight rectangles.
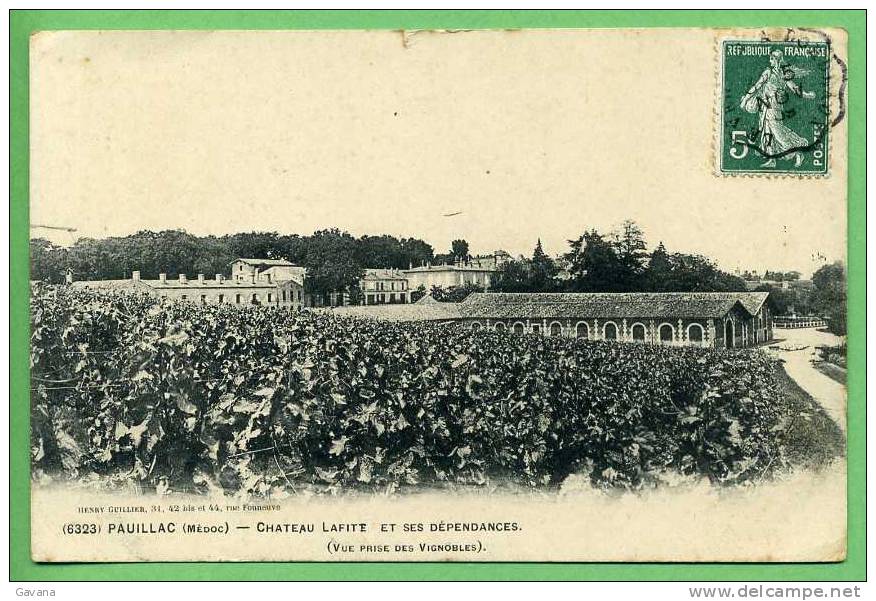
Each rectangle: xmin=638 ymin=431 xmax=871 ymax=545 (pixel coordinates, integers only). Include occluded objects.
xmin=71 ymin=259 xmax=307 ymax=309
xmin=360 ymin=268 xmax=410 ymax=305
xmin=230 ymin=258 xmax=306 ymax=286
xmin=402 ymin=264 xmax=497 ymax=292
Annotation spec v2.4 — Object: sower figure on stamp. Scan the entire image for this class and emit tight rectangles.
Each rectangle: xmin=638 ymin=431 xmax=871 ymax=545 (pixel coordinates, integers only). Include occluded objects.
xmin=740 ymin=49 xmax=816 ymax=168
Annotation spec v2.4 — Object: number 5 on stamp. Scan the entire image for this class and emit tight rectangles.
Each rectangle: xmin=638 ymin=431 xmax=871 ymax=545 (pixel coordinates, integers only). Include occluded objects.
xmin=719 ymin=39 xmax=830 ymax=175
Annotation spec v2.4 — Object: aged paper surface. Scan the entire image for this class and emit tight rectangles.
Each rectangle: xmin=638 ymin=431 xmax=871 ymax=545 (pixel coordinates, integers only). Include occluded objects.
xmin=29 ymin=28 xmax=848 ymax=563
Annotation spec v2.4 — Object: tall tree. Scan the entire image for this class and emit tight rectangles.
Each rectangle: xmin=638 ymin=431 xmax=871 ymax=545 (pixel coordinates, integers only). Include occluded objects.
xmin=529 ymin=239 xmax=558 ymax=292
xmin=450 ymin=239 xmax=469 ymax=263
xmin=29 ymin=238 xmax=68 ymax=283
xmin=609 ymin=220 xmax=648 ymax=291
xmin=811 ymin=261 xmax=846 ymax=334
xmin=355 ymin=234 xmax=404 ymax=269
xmin=302 ymin=229 xmax=364 ymax=303
xmin=493 ymin=258 xmax=534 ymax=292
xmin=564 ymin=230 xmax=625 ymax=292
xmin=398 ymin=237 xmax=434 ymax=268
xmin=223 ymin=232 xmax=282 ymax=261
xmin=644 ymin=241 xmax=672 ymax=291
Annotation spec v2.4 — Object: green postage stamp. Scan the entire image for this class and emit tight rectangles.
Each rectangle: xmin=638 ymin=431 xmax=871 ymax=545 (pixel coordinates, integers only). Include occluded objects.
xmin=719 ymin=39 xmax=830 ymax=175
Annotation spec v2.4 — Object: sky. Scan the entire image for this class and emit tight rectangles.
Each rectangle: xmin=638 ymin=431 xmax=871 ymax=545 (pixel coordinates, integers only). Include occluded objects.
xmin=30 ymin=29 xmax=847 ymax=278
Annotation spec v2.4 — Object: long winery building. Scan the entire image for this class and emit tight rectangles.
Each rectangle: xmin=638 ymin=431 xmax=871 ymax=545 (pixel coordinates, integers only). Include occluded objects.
xmin=328 ymin=291 xmax=772 ymax=349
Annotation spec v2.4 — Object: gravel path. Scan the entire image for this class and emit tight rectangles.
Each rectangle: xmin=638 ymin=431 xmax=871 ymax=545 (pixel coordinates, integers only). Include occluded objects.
xmin=765 ymin=328 xmax=847 ymax=433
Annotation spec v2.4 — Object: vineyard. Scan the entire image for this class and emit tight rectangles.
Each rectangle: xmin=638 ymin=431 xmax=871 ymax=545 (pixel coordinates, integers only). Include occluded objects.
xmin=30 ymin=286 xmax=838 ymax=496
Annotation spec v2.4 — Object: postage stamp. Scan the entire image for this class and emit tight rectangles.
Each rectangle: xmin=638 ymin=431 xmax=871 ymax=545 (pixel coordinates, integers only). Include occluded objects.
xmin=719 ymin=39 xmax=830 ymax=175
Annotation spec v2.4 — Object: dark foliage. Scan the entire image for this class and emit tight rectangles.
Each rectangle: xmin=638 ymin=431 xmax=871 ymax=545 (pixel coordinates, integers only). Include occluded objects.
xmin=32 ymin=286 xmax=807 ymax=496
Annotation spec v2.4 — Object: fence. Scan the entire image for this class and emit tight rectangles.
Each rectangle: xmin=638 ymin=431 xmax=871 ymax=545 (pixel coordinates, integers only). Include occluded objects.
xmin=773 ymin=316 xmax=827 ymax=329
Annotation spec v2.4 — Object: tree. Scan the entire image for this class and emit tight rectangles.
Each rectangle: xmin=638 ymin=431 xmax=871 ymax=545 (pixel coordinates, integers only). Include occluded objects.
xmin=223 ymin=232 xmax=282 ymax=262
xmin=302 ymin=229 xmax=364 ymax=304
xmin=564 ymin=230 xmax=625 ymax=292
xmin=30 ymin=238 xmax=68 ymax=283
xmin=433 ymin=253 xmax=455 ymax=265
xmin=493 ymin=258 xmax=534 ymax=292
xmin=450 ymin=239 xmax=469 ymax=263
xmin=811 ymin=261 xmax=846 ymax=334
xmin=644 ymin=242 xmax=672 ymax=291
xmin=410 ymin=284 xmax=428 ymax=303
xmin=608 ymin=220 xmax=648 ymax=291
xmin=429 ymin=282 xmax=483 ymax=303
xmin=658 ymin=253 xmax=747 ymax=292
xmin=529 ymin=239 xmax=558 ymax=292
xmin=355 ymin=234 xmax=404 ymax=269
xmin=399 ymin=237 xmax=434 ymax=268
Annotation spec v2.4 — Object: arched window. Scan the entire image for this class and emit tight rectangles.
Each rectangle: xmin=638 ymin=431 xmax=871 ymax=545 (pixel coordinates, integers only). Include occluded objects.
xmin=575 ymin=322 xmax=589 ymax=339
xmin=494 ymin=322 xmax=506 ymax=332
xmin=631 ymin=323 xmax=646 ymax=342
xmin=659 ymin=324 xmax=674 ymax=344
xmin=549 ymin=322 xmax=562 ymax=337
xmin=687 ymin=323 xmax=704 ymax=345
xmin=471 ymin=322 xmax=482 ymax=331
xmin=513 ymin=322 xmax=525 ymax=335
xmin=604 ymin=322 xmax=618 ymax=340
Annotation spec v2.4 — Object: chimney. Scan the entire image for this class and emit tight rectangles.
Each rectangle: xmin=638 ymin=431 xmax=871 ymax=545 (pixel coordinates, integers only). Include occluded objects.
xmin=132 ymin=270 xmax=140 ymax=282
xmin=197 ymin=274 xmax=205 ymax=285
xmin=179 ymin=273 xmax=187 ymax=284
xmin=159 ymin=273 xmax=167 ymax=285
xmin=215 ymin=274 xmax=224 ymax=283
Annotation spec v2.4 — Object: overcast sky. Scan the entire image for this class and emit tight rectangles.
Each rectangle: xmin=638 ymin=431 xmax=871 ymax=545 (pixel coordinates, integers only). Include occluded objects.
xmin=30 ymin=29 xmax=846 ymax=277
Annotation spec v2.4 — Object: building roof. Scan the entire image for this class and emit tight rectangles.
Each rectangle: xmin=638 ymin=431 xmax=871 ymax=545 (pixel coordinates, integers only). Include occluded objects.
xmin=702 ymin=291 xmax=769 ymax=315
xmin=457 ymin=292 xmax=758 ymax=320
xmin=363 ymin=268 xmax=408 ymax=281
xmin=314 ymin=303 xmax=461 ymax=322
xmin=70 ymin=279 xmax=147 ymax=291
xmin=73 ymin=278 xmax=278 ymax=290
xmin=141 ymin=280 xmax=278 ymax=290
xmin=231 ymin=258 xmax=295 ymax=267
xmin=260 ymin=264 xmax=307 ymax=286
xmin=403 ymin=264 xmax=496 ymax=274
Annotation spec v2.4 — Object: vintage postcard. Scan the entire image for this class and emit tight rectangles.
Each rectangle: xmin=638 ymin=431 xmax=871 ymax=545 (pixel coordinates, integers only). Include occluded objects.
xmin=28 ymin=27 xmax=848 ymax=562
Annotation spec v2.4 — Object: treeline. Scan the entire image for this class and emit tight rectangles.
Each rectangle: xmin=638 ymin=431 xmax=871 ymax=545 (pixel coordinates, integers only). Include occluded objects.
xmin=493 ymin=220 xmax=748 ymax=294
xmin=30 ymin=229 xmax=436 ymax=298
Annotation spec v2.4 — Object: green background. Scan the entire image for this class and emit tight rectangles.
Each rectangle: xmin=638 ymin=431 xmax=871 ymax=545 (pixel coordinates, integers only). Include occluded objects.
xmin=720 ymin=40 xmax=831 ymax=174
xmin=10 ymin=9 xmax=866 ymax=581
